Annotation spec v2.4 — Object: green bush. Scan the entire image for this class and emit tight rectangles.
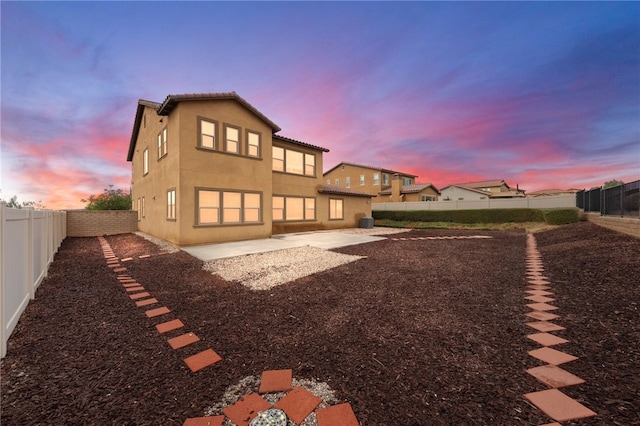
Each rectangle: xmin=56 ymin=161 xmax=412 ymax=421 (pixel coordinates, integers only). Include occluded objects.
xmin=542 ymin=208 xmax=580 ymax=225
xmin=372 ymin=208 xmax=545 ymax=224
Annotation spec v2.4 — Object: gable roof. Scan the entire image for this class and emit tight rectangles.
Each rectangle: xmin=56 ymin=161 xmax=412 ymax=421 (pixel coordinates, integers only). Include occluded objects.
xmin=316 ymin=184 xmax=376 ymax=198
xmin=453 ymin=179 xmax=510 ymax=189
xmin=127 ymin=92 xmax=282 ymax=161
xmin=379 ymin=183 xmax=440 ymax=195
xmin=323 ymin=161 xmax=417 ymax=177
xmin=273 ymin=134 xmax=329 ymax=153
xmin=440 ymin=184 xmax=494 ymax=196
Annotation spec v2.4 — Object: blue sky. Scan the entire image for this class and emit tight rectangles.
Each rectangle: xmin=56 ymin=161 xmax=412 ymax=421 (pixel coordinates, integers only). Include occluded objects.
xmin=1 ymin=1 xmax=638 ymax=209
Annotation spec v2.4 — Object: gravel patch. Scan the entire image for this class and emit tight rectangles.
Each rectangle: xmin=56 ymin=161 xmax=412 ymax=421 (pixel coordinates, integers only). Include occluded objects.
xmin=324 ymin=226 xmax=411 ymax=236
xmin=134 ymin=231 xmax=180 ymax=253
xmin=203 ymin=246 xmax=365 ymax=290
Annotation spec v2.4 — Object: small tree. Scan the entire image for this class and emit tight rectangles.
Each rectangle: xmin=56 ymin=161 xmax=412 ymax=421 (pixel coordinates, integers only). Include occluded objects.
xmin=0 ymin=190 xmax=46 ymax=209
xmin=604 ymin=180 xmax=624 ymax=188
xmin=82 ymin=186 xmax=132 ymax=210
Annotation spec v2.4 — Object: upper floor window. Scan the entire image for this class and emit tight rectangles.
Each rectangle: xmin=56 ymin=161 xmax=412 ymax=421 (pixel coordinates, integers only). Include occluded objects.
xmin=329 ymin=198 xmax=344 ymax=220
xmin=167 ymin=189 xmax=176 ymax=220
xmin=200 ymin=119 xmax=217 ymax=149
xmin=225 ymin=125 xmax=240 ymax=154
xmin=247 ymin=131 xmax=260 ymax=158
xmin=360 ymin=175 xmax=365 ymax=186
xmin=403 ymin=177 xmax=413 ymax=185
xmin=383 ymin=174 xmax=389 ymax=185
xmin=143 ymin=148 xmax=149 ymax=175
xmin=157 ymin=128 xmax=168 ymax=159
xmin=272 ymin=146 xmax=316 ymax=176
xmin=335 ymin=178 xmax=339 ymax=186
xmin=373 ymin=173 xmax=380 ymax=185
xmin=345 ymin=177 xmax=351 ymax=188
xmin=326 ymin=179 xmax=331 ymax=185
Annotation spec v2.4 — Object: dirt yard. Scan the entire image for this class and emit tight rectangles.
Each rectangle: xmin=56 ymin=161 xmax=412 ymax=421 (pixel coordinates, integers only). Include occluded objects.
xmin=1 ymin=222 xmax=638 ymax=425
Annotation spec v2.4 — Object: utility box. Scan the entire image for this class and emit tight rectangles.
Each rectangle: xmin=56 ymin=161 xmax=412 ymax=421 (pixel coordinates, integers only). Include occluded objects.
xmin=359 ymin=217 xmax=374 ymax=229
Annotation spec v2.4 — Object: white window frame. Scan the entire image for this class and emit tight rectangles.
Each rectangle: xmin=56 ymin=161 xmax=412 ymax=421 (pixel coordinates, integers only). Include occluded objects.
xmin=167 ymin=189 xmax=176 ymax=220
xmin=157 ymin=128 xmax=168 ymax=159
xmin=346 ymin=177 xmax=350 ymax=188
xmin=360 ymin=175 xmax=365 ymax=186
xmin=143 ymin=148 xmax=149 ymax=175
xmin=373 ymin=173 xmax=380 ymax=185
xmin=329 ymin=198 xmax=344 ymax=220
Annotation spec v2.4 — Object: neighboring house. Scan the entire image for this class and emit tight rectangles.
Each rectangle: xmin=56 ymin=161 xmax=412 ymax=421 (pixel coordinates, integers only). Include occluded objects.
xmin=440 ymin=179 xmax=525 ymax=201
xmin=323 ymin=162 xmax=439 ymax=202
xmin=127 ymin=92 xmax=374 ymax=246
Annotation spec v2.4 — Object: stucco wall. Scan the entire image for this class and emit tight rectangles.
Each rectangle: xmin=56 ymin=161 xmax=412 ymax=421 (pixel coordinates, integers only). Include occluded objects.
xmin=66 ymin=210 xmax=137 ymax=237
xmin=585 ymin=213 xmax=640 ymax=239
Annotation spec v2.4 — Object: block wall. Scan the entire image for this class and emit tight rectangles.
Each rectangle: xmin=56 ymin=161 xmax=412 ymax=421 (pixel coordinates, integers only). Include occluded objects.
xmin=66 ymin=210 xmax=138 ymax=237
xmin=586 ymin=213 xmax=640 ymax=239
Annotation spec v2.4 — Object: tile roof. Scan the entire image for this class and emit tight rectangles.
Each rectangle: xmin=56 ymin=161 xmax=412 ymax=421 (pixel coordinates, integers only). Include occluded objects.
xmin=323 ymin=161 xmax=417 ymax=178
xmin=273 ymin=135 xmax=330 ymax=153
xmin=379 ymin=183 xmax=440 ymax=195
xmin=317 ymin=184 xmax=376 ymax=198
xmin=452 ymin=179 xmax=509 ymax=189
xmin=157 ymin=92 xmax=281 ymax=132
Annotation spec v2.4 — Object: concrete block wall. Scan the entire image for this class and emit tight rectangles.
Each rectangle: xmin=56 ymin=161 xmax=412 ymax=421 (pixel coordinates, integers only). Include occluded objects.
xmin=66 ymin=210 xmax=137 ymax=237
xmin=586 ymin=213 xmax=640 ymax=239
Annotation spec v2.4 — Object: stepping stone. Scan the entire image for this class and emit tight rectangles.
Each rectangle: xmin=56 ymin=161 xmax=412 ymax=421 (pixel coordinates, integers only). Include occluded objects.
xmin=183 ymin=416 xmax=224 ymax=426
xmin=316 ymin=403 xmax=359 ymax=426
xmin=259 ymin=369 xmax=293 ymax=393
xmin=526 ymin=289 xmax=554 ymax=296
xmin=527 ymin=302 xmax=558 ymax=311
xmin=524 ymin=389 xmax=596 ymax=422
xmin=129 ymin=292 xmax=151 ymax=300
xmin=526 ymin=321 xmax=566 ymax=332
xmin=146 ymin=307 xmax=170 ymax=318
xmin=527 ymin=332 xmax=568 ymax=346
xmin=123 ymin=283 xmax=142 ymax=288
xmin=222 ymin=393 xmax=270 ymax=426
xmin=525 ymin=295 xmax=555 ymax=303
xmin=529 ymin=279 xmax=551 ymax=285
xmin=135 ymin=298 xmax=158 ymax=307
xmin=139 ymin=254 xmax=151 ymax=259
xmin=113 ymin=267 xmax=127 ymax=273
xmin=156 ymin=319 xmax=184 ymax=333
xmin=529 ymin=347 xmax=578 ymax=365
xmin=527 ymin=365 xmax=585 ymax=388
xmin=121 ymin=257 xmax=134 ymax=262
xmin=167 ymin=332 xmax=200 ymax=349
xmin=184 ymin=349 xmax=222 ymax=373
xmin=125 ymin=286 xmax=145 ymax=292
xmin=275 ymin=386 xmax=322 ymax=424
xmin=526 ymin=311 xmax=560 ymax=322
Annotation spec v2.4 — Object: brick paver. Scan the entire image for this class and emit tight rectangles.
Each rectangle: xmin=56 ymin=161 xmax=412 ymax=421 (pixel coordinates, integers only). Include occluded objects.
xmin=145 ymin=306 xmax=171 ymax=318
xmin=526 ymin=311 xmax=560 ymax=321
xmin=222 ymin=393 xmax=270 ymax=426
xmin=168 ymin=333 xmax=200 ymax=350
xmin=156 ymin=319 xmax=185 ymax=333
xmin=527 ymin=302 xmax=559 ymax=311
xmin=524 ymin=389 xmax=596 ymax=422
xmin=135 ymin=298 xmax=158 ymax=307
xmin=274 ymin=386 xmax=322 ymax=424
xmin=259 ymin=369 xmax=293 ymax=393
xmin=183 ymin=349 xmax=222 ymax=373
xmin=315 ymin=403 xmax=359 ymax=426
xmin=129 ymin=292 xmax=151 ymax=300
xmin=529 ymin=347 xmax=578 ymax=365
xmin=527 ymin=365 xmax=585 ymax=388
xmin=182 ymin=416 xmax=225 ymax=426
xmin=527 ymin=332 xmax=568 ymax=347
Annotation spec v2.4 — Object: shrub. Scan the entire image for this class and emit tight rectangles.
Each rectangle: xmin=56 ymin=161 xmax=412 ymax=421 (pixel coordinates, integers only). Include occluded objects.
xmin=543 ymin=208 xmax=580 ymax=225
xmin=373 ymin=208 xmax=545 ymax=224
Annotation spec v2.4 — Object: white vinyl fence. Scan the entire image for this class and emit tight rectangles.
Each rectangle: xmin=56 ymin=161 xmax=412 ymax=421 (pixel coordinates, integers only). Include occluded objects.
xmin=373 ymin=194 xmax=577 ymax=211
xmin=1 ymin=203 xmax=66 ymax=358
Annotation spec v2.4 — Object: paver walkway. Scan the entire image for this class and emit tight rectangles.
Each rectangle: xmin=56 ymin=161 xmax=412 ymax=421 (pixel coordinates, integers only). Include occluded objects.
xmin=523 ymin=234 xmax=596 ymax=424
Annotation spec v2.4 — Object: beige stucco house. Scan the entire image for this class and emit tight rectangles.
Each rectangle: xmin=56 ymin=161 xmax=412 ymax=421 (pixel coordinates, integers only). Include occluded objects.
xmin=440 ymin=179 xmax=526 ymax=201
xmin=127 ymin=92 xmax=373 ymax=246
xmin=323 ymin=162 xmax=439 ymax=202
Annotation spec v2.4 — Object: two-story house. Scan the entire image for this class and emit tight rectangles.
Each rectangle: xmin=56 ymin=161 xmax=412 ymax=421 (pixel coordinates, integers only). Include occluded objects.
xmin=440 ymin=179 xmax=526 ymax=201
xmin=323 ymin=162 xmax=440 ymax=202
xmin=127 ymin=92 xmax=374 ymax=246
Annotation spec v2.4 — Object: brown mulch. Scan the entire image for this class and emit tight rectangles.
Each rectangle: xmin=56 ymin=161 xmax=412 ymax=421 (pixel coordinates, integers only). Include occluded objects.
xmin=1 ymin=222 xmax=638 ymax=425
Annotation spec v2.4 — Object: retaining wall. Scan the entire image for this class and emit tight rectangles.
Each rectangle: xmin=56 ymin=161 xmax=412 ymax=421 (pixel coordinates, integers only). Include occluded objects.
xmin=585 ymin=213 xmax=640 ymax=239
xmin=66 ymin=210 xmax=137 ymax=237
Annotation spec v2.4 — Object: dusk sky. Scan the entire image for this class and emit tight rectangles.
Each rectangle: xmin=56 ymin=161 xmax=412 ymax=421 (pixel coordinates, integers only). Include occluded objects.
xmin=1 ymin=1 xmax=638 ymax=209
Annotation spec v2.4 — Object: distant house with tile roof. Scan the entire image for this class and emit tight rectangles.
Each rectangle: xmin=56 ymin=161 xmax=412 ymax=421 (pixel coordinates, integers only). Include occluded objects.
xmin=527 ymin=188 xmax=579 ymax=197
xmin=323 ymin=161 xmax=440 ymax=203
xmin=440 ymin=179 xmax=525 ymax=201
xmin=127 ymin=92 xmax=374 ymax=245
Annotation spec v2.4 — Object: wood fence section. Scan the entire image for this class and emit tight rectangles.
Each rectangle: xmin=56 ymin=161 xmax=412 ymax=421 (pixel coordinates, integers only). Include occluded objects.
xmin=66 ymin=210 xmax=137 ymax=237
xmin=373 ymin=194 xmax=576 ymax=211
xmin=1 ymin=203 xmax=67 ymax=358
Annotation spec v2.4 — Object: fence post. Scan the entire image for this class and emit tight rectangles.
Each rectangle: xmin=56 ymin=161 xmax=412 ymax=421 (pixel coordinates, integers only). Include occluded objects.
xmin=1 ymin=202 xmax=5 ymax=358
xmin=620 ymin=184 xmax=624 ymax=217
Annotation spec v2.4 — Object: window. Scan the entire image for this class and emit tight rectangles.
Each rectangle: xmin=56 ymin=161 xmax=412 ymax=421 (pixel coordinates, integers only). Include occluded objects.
xmin=244 ymin=193 xmax=261 ymax=223
xmin=326 ymin=179 xmax=331 ymax=185
xmin=272 ymin=196 xmax=316 ymax=221
xmin=403 ymin=177 xmax=412 ymax=185
xmin=335 ymin=178 xmax=339 ymax=186
xmin=346 ymin=177 xmax=351 ymax=188
xmin=421 ymin=195 xmax=435 ymax=201
xmin=383 ymin=174 xmax=389 ymax=185
xmin=304 ymin=154 xmax=315 ymax=176
xmin=157 ymin=128 xmax=167 ymax=159
xmin=247 ymin=131 xmax=260 ymax=157
xmin=329 ymin=199 xmax=344 ymax=220
xmin=373 ymin=173 xmax=380 ymax=185
xmin=167 ymin=189 xmax=176 ymax=220
xmin=272 ymin=146 xmax=315 ymax=176
xmin=142 ymin=196 xmax=145 ymax=218
xmin=225 ymin=125 xmax=240 ymax=154
xmin=272 ymin=146 xmax=284 ymax=172
xmin=360 ymin=175 xmax=365 ymax=186
xmin=143 ymin=148 xmax=149 ymax=175
xmin=197 ymin=189 xmax=262 ymax=225
xmin=285 ymin=150 xmax=304 ymax=174
xmin=137 ymin=198 xmax=141 ymax=221
xmin=200 ymin=119 xmax=217 ymax=149
xmin=198 ymin=190 xmax=220 ymax=224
